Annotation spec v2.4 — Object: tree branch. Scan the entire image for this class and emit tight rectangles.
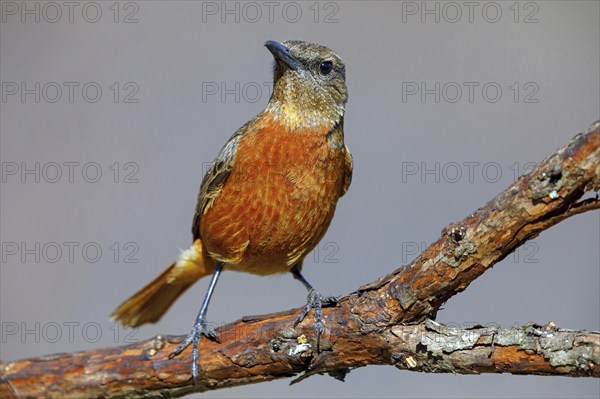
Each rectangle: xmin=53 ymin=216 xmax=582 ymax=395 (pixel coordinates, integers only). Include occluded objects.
xmin=2 ymin=122 xmax=599 ymax=398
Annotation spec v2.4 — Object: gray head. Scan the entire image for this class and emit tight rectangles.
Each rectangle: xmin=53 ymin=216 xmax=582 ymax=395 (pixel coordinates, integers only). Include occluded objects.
xmin=264 ymin=40 xmax=348 ymax=129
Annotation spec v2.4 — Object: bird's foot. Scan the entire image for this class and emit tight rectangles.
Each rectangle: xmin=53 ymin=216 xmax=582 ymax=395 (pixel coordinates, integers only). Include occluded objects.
xmin=294 ymin=288 xmax=338 ymax=352
xmin=169 ymin=318 xmax=219 ymax=385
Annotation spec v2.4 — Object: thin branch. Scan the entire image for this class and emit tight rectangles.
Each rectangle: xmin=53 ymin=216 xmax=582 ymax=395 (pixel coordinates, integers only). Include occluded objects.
xmin=1 ymin=122 xmax=599 ymax=399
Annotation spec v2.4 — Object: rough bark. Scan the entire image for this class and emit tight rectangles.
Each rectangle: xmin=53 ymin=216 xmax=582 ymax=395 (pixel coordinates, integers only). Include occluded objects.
xmin=1 ymin=121 xmax=599 ymax=399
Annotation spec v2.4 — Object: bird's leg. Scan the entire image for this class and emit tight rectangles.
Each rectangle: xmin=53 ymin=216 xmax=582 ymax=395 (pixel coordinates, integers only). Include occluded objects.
xmin=290 ymin=264 xmax=338 ymax=352
xmin=170 ymin=263 xmax=223 ymax=385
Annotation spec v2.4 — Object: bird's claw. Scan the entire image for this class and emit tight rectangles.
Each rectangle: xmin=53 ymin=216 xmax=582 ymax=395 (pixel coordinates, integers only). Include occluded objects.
xmin=294 ymin=288 xmax=338 ymax=352
xmin=169 ymin=319 xmax=218 ymax=385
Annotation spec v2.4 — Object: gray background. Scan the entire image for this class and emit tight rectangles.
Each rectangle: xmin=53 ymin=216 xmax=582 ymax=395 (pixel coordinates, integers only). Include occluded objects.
xmin=1 ymin=1 xmax=599 ymax=397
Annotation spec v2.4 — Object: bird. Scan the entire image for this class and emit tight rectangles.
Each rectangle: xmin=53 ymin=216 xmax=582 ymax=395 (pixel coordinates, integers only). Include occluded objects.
xmin=111 ymin=39 xmax=352 ymax=384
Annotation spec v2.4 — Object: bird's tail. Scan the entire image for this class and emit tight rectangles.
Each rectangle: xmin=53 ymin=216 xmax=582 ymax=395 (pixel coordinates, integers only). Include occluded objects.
xmin=111 ymin=240 xmax=214 ymax=327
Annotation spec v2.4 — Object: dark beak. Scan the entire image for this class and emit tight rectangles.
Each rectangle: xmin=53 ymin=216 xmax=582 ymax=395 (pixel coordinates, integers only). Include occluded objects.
xmin=265 ymin=40 xmax=302 ymax=71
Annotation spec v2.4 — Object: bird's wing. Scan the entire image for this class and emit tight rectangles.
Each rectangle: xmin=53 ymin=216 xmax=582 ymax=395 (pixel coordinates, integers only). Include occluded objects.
xmin=341 ymin=144 xmax=353 ymax=197
xmin=192 ymin=123 xmax=248 ymax=240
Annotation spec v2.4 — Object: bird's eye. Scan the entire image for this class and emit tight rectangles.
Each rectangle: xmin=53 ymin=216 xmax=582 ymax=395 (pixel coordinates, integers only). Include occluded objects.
xmin=319 ymin=60 xmax=333 ymax=75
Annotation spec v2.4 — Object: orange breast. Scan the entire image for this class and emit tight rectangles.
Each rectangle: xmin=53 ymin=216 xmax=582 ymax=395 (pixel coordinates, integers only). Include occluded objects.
xmin=199 ymin=113 xmax=345 ymax=275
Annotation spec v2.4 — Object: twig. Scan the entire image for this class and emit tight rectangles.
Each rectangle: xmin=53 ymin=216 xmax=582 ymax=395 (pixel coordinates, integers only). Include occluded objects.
xmin=1 ymin=121 xmax=599 ymax=399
